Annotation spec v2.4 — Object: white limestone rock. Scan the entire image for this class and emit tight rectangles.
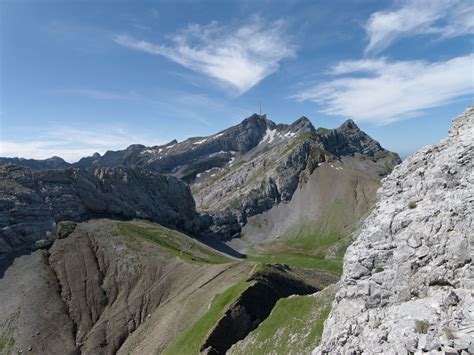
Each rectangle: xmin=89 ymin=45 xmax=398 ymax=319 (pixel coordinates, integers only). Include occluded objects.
xmin=314 ymin=106 xmax=474 ymax=354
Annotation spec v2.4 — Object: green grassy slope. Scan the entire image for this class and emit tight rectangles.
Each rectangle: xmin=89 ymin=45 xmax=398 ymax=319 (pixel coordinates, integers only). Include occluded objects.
xmin=245 ymin=198 xmax=361 ymax=276
xmin=162 ymin=280 xmax=253 ymax=355
xmin=246 ymin=253 xmax=342 ymax=275
xmin=229 ymin=284 xmax=337 ymax=355
xmin=117 ymin=221 xmax=231 ymax=264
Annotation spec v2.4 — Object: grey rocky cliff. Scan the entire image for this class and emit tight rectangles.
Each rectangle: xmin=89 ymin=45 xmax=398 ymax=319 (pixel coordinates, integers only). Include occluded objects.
xmin=320 ymin=119 xmax=400 ymax=173
xmin=0 ymin=165 xmax=202 ymax=257
xmin=315 ymin=107 xmax=474 ymax=354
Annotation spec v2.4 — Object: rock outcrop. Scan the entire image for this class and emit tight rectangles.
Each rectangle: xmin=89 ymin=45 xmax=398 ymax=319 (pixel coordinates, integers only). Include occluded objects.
xmin=315 ymin=107 xmax=474 ymax=354
xmin=0 ymin=165 xmax=202 ymax=258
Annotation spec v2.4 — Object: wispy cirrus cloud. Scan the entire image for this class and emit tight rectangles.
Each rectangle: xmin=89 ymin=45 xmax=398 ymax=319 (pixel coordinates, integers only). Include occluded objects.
xmin=365 ymin=0 xmax=474 ymax=54
xmin=114 ymin=18 xmax=295 ymax=94
xmin=293 ymin=54 xmax=474 ymax=124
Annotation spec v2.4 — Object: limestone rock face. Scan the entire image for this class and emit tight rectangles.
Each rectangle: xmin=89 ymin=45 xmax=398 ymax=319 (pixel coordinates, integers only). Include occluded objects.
xmin=314 ymin=107 xmax=474 ymax=354
xmin=0 ymin=165 xmax=201 ymax=257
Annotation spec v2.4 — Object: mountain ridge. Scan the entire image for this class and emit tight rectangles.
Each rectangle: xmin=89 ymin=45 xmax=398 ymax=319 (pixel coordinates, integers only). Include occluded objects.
xmin=0 ymin=114 xmax=391 ymax=171
xmin=0 ymin=113 xmax=401 ymax=246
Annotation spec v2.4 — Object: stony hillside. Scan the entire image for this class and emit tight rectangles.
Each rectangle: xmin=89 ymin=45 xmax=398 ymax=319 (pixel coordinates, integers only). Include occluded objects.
xmin=315 ymin=107 xmax=474 ymax=353
xmin=0 ymin=219 xmax=249 ymax=354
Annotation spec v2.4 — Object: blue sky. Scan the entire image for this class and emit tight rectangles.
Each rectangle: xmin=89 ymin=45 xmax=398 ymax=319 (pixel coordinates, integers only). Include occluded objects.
xmin=1 ymin=0 xmax=473 ymax=162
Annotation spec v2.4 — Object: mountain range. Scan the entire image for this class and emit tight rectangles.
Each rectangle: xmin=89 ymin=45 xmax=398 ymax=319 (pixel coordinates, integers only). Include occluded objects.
xmin=1 ymin=109 xmax=471 ymax=354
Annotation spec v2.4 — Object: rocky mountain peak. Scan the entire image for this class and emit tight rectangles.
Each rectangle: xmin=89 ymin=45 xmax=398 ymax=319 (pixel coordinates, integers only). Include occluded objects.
xmin=165 ymin=139 xmax=178 ymax=146
xmin=320 ymin=118 xmax=399 ymax=164
xmin=0 ymin=113 xmax=398 ymax=181
xmin=289 ymin=116 xmax=315 ymax=132
xmin=49 ymin=156 xmax=66 ymax=161
xmin=126 ymin=144 xmax=147 ymax=150
xmin=240 ymin=113 xmax=269 ymax=126
xmin=315 ymin=106 xmax=474 ymax=354
xmin=338 ymin=118 xmax=359 ymax=132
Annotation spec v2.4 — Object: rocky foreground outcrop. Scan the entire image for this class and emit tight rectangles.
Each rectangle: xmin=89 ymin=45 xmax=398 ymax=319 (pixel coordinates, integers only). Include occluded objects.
xmin=0 ymin=165 xmax=202 ymax=257
xmin=315 ymin=107 xmax=474 ymax=354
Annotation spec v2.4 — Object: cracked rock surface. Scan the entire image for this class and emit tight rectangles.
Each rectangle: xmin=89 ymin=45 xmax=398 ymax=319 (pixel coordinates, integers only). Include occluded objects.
xmin=315 ymin=106 xmax=474 ymax=354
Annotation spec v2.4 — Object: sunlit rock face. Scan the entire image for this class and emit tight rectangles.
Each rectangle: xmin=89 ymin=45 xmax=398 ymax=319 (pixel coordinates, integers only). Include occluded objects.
xmin=314 ymin=106 xmax=474 ymax=354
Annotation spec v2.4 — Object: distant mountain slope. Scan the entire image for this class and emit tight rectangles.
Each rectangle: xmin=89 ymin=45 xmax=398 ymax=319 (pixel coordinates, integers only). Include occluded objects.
xmin=315 ymin=107 xmax=474 ymax=354
xmin=0 ymin=156 xmax=70 ymax=169
xmin=235 ymin=158 xmax=380 ymax=254
xmin=0 ymin=154 xmax=102 ymax=170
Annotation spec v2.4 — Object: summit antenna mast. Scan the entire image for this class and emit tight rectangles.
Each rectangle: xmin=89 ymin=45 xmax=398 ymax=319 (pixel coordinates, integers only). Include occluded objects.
xmin=259 ymin=100 xmax=262 ymax=115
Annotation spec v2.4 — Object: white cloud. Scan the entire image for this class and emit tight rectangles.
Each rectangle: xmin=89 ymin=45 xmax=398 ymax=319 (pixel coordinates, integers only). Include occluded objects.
xmin=293 ymin=55 xmax=474 ymax=124
xmin=114 ymin=18 xmax=295 ymax=93
xmin=0 ymin=126 xmax=160 ymax=163
xmin=365 ymin=0 xmax=474 ymax=54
